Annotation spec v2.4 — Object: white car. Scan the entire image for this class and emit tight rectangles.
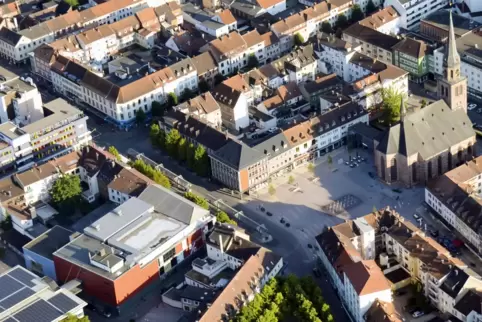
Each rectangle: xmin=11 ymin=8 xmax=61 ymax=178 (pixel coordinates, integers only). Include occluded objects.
xmin=468 ymin=103 xmax=477 ymax=110
xmin=412 ymin=311 xmax=424 ymax=318
xmin=413 ymin=214 xmax=421 ymax=221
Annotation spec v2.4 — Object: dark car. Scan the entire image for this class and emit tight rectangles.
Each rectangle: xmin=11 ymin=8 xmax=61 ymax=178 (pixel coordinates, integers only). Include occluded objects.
xmin=307 ymin=243 xmax=313 ymax=249
xmin=285 ymin=222 xmax=290 ymax=227
xmin=429 ymin=230 xmax=439 ymax=238
xmin=280 ymin=218 xmax=285 ymax=224
xmin=313 ymin=268 xmax=321 ymax=277
xmin=266 ymin=211 xmax=273 ymax=216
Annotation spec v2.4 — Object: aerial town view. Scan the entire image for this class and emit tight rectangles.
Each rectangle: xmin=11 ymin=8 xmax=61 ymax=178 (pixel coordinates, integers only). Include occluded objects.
xmin=2 ymin=0 xmax=482 ymax=320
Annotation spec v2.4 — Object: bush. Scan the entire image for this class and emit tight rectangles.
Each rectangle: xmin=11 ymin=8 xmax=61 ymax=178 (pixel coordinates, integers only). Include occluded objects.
xmin=184 ymin=192 xmax=209 ymax=210
xmin=131 ymin=159 xmax=171 ymax=189
xmin=216 ymin=210 xmax=237 ymax=225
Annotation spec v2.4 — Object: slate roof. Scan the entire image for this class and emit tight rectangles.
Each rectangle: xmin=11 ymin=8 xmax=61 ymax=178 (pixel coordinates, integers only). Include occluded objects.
xmin=0 ymin=27 xmax=22 ymax=46
xmin=392 ymin=37 xmax=429 ymax=58
xmin=138 ymin=184 xmax=210 ymax=225
xmin=212 ymin=139 xmax=265 ymax=170
xmin=440 ymin=268 xmax=469 ymax=298
xmin=376 ymin=100 xmax=475 ymax=158
xmin=343 ymin=23 xmax=400 ymax=51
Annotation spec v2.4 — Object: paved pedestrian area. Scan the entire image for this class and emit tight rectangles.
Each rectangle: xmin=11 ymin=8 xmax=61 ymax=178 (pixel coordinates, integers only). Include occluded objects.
xmin=321 ymin=194 xmax=362 ymax=217
xmin=245 ymin=147 xmax=426 ymax=264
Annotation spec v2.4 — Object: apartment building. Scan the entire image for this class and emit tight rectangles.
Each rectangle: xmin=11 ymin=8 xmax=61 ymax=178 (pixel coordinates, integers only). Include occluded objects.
xmin=0 ymin=98 xmax=90 ymax=173
xmin=178 ymin=223 xmax=283 ymax=320
xmin=270 ymin=45 xmax=318 ymax=84
xmin=256 ymin=82 xmax=307 ymax=117
xmin=207 ymin=31 xmax=265 ymax=76
xmin=384 ymin=0 xmax=449 ymax=29
xmin=270 ymin=0 xmax=353 ymax=53
xmin=230 ymin=0 xmax=286 ymax=19
xmin=182 ymin=4 xmax=236 ymax=38
xmin=299 ymin=73 xmax=344 ymax=109
xmin=174 ymin=92 xmax=222 ymax=127
xmin=53 ymin=187 xmax=214 ymax=313
xmin=314 ymin=34 xmax=360 ymax=82
xmin=316 ymin=207 xmax=482 ymax=321
xmin=0 ymin=70 xmax=43 ymax=125
xmin=345 ymin=53 xmax=409 ymax=108
xmin=0 ymin=0 xmax=159 ymax=63
xmin=342 ymin=23 xmax=401 ymax=65
xmin=212 ymin=80 xmax=250 ymax=131
xmin=392 ymin=37 xmax=433 ymax=83
xmin=358 ymin=6 xmax=401 ymax=35
xmin=432 ymin=30 xmax=482 ymax=96
xmin=425 ymin=156 xmax=482 ymax=254
xmin=191 ymin=51 xmax=219 ymax=87
xmin=420 ymin=10 xmax=481 ymax=41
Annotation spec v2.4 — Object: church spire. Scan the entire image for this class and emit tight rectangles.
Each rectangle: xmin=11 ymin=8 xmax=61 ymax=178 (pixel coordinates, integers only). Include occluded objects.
xmin=444 ymin=10 xmax=460 ymax=68
xmin=400 ymin=96 xmax=406 ymax=123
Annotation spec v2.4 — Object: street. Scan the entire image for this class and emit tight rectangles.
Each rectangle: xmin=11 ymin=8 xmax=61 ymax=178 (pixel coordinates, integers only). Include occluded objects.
xmin=88 ymin=119 xmax=350 ymax=321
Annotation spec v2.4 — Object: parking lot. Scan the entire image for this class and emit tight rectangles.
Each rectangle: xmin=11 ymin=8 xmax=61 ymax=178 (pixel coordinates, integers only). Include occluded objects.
xmin=247 ymin=147 xmax=426 ymax=258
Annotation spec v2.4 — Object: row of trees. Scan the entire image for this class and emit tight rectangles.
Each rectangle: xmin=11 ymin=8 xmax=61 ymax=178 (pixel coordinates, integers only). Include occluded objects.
xmin=234 ymin=275 xmax=334 ymax=322
xmin=183 ymin=192 xmax=237 ymax=225
xmin=150 ymin=124 xmax=210 ymax=177
xmin=131 ymin=159 xmax=171 ymax=189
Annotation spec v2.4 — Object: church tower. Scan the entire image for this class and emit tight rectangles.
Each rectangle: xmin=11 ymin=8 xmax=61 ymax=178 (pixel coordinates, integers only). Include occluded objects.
xmin=437 ymin=11 xmax=467 ymax=113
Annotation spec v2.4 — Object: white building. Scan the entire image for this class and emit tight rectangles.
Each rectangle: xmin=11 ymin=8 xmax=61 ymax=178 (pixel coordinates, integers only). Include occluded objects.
xmin=182 ymin=4 xmax=235 ymax=38
xmin=425 ymin=155 xmax=482 ymax=253
xmin=432 ymin=31 xmax=482 ymax=96
xmin=384 ymin=0 xmax=448 ymax=29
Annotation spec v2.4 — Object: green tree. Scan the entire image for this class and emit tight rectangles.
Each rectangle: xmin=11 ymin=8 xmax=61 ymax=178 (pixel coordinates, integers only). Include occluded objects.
xmin=321 ymin=21 xmax=333 ymax=34
xmin=158 ymin=128 xmax=166 ymax=150
xmin=268 ymin=184 xmax=276 ymax=196
xmin=327 ymin=155 xmax=333 ymax=165
xmin=294 ymin=33 xmax=305 ymax=46
xmin=178 ymin=137 xmax=188 ymax=162
xmin=167 ymin=92 xmax=178 ymax=108
xmin=421 ymin=99 xmax=427 ymax=108
xmin=214 ymin=74 xmax=225 ymax=85
xmin=335 ymin=14 xmax=349 ymax=30
xmin=184 ymin=191 xmax=209 ymax=210
xmin=288 ymin=175 xmax=295 ymax=184
xmin=247 ymin=54 xmax=259 ymax=69
xmin=215 ymin=210 xmax=237 ymax=225
xmin=186 ymin=143 xmax=195 ymax=169
xmin=366 ymin=0 xmax=377 ymax=14
xmin=108 ymin=146 xmax=121 ymax=161
xmin=149 ymin=123 xmax=160 ymax=145
xmin=194 ymin=145 xmax=209 ymax=177
xmin=135 ymin=108 xmax=146 ymax=124
xmin=131 ymin=159 xmax=170 ymax=189
xmin=50 ymin=174 xmax=82 ymax=212
xmin=351 ymin=4 xmax=364 ymax=22
xmin=182 ymin=88 xmax=195 ymax=101
xmin=166 ymin=129 xmax=181 ymax=159
xmin=199 ymin=80 xmax=210 ymax=92
xmin=151 ymin=101 xmax=165 ymax=118
xmin=62 ymin=314 xmax=90 ymax=322
xmin=0 ymin=215 xmax=12 ymax=231
xmin=63 ymin=0 xmax=79 ymax=7
xmin=381 ymin=87 xmax=402 ymax=125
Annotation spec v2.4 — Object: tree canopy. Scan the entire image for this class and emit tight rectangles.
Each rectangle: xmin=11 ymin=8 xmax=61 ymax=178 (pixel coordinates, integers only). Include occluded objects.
xmin=233 ymin=275 xmax=334 ymax=322
xmin=381 ymin=87 xmax=403 ymax=125
xmin=184 ymin=192 xmax=209 ymax=210
xmin=294 ymin=33 xmax=305 ymax=46
xmin=215 ymin=210 xmax=237 ymax=225
xmin=165 ymin=129 xmax=182 ymax=158
xmin=366 ymin=0 xmax=377 ymax=15
xmin=50 ymin=174 xmax=82 ymax=207
xmin=131 ymin=159 xmax=171 ymax=189
xmin=62 ymin=315 xmax=90 ymax=322
xmin=247 ymin=54 xmax=259 ymax=69
xmin=108 ymin=146 xmax=121 ymax=161
xmin=335 ymin=14 xmax=349 ymax=30
xmin=167 ymin=92 xmax=178 ymax=108
xmin=351 ymin=4 xmax=364 ymax=22
xmin=135 ymin=108 xmax=146 ymax=124
xmin=151 ymin=101 xmax=165 ymax=118
xmin=194 ymin=145 xmax=209 ymax=177
xmin=321 ymin=21 xmax=333 ymax=34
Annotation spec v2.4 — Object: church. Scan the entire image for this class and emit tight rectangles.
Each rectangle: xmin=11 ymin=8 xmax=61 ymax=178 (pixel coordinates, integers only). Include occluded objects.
xmin=374 ymin=12 xmax=476 ymax=187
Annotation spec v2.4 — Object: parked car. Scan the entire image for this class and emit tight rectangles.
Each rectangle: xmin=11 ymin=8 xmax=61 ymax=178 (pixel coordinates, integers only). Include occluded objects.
xmin=312 ymin=268 xmax=321 ymax=277
xmin=412 ymin=311 xmax=424 ymax=318
xmin=280 ymin=218 xmax=285 ymax=224
xmin=413 ymin=214 xmax=421 ymax=221
xmin=468 ymin=103 xmax=477 ymax=110
xmin=285 ymin=222 xmax=290 ymax=227
xmin=266 ymin=211 xmax=273 ymax=217
xmin=429 ymin=230 xmax=439 ymax=238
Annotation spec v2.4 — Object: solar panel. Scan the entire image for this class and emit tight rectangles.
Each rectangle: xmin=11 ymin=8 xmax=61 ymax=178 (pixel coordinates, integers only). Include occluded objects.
xmin=0 ymin=288 xmax=35 ymax=309
xmin=0 ymin=275 xmax=23 ymax=301
xmin=14 ymin=299 xmax=63 ymax=322
xmin=8 ymin=267 xmax=37 ymax=288
xmin=48 ymin=293 xmax=78 ymax=313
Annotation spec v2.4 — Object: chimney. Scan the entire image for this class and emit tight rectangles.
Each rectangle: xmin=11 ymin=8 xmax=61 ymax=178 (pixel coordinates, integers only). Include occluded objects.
xmin=219 ymin=234 xmax=223 ymax=253
xmin=29 ymin=207 xmax=36 ymax=219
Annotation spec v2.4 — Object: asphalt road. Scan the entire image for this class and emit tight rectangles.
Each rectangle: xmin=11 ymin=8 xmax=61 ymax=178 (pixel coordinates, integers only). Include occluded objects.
xmin=88 ymin=119 xmax=351 ymax=321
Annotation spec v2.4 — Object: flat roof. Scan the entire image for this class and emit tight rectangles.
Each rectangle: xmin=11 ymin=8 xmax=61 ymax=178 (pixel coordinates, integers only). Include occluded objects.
xmin=0 ymin=121 xmax=26 ymax=140
xmin=23 ymin=226 xmax=73 ymax=261
xmin=22 ymin=98 xmax=83 ymax=134
xmin=84 ymin=197 xmax=154 ymax=242
xmin=0 ymin=66 xmax=18 ymax=83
